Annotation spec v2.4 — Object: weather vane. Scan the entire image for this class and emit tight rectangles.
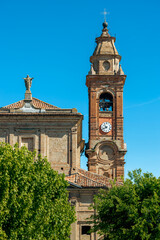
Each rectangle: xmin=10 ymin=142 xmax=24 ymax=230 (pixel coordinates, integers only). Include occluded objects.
xmin=101 ymin=8 xmax=109 ymax=21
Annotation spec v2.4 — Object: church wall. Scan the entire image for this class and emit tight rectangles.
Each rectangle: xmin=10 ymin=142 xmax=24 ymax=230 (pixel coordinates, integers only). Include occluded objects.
xmin=0 ymin=128 xmax=8 ymax=143
xmin=0 ymin=114 xmax=83 ymax=175
xmin=47 ymin=130 xmax=69 ymax=173
xmin=69 ymin=188 xmax=100 ymax=240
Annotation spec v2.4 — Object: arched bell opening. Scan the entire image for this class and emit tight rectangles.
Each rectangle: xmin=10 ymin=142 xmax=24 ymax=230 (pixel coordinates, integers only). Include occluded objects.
xmin=99 ymin=92 xmax=113 ymax=112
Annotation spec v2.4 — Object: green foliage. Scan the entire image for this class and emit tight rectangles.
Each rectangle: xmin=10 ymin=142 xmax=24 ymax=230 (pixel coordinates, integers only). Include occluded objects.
xmin=0 ymin=143 xmax=75 ymax=240
xmin=91 ymin=169 xmax=160 ymax=240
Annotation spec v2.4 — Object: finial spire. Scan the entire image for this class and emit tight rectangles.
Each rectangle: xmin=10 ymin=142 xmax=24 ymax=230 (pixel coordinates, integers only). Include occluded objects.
xmin=88 ymin=64 xmax=96 ymax=75
xmin=101 ymin=9 xmax=109 ymax=36
xmin=103 ymin=20 xmax=108 ymax=29
xmin=23 ymin=75 xmax=34 ymax=100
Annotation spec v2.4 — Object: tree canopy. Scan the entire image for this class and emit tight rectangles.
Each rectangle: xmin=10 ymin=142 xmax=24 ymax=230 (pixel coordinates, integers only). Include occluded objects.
xmin=91 ymin=169 xmax=160 ymax=240
xmin=0 ymin=143 xmax=75 ymax=240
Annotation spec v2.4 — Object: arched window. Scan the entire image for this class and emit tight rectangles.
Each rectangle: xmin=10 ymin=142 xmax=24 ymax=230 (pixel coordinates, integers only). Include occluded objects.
xmin=99 ymin=92 xmax=113 ymax=111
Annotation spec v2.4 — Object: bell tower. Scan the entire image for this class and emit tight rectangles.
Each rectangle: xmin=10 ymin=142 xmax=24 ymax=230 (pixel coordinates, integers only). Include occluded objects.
xmin=85 ymin=21 xmax=127 ymax=181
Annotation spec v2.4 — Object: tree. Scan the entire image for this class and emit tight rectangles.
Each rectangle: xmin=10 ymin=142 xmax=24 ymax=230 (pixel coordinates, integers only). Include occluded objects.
xmin=0 ymin=143 xmax=75 ymax=240
xmin=91 ymin=169 xmax=160 ymax=240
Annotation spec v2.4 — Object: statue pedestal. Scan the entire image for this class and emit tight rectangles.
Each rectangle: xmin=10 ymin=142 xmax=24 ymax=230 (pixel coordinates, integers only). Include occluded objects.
xmin=25 ymin=91 xmax=32 ymax=100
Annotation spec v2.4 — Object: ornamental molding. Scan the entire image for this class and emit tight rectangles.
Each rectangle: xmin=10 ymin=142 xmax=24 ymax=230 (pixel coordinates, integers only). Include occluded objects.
xmin=96 ymin=88 xmax=115 ymax=98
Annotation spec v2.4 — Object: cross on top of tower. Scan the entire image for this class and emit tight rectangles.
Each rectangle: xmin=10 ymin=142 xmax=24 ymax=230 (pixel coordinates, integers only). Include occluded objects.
xmin=101 ymin=9 xmax=109 ymax=29
xmin=101 ymin=8 xmax=109 ymax=21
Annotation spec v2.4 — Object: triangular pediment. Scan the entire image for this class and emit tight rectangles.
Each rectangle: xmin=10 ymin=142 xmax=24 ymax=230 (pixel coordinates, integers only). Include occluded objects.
xmin=1 ymin=97 xmax=60 ymax=111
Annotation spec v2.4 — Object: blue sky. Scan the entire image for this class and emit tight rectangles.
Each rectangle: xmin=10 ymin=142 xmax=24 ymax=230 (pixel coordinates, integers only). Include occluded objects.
xmin=0 ymin=0 xmax=160 ymax=178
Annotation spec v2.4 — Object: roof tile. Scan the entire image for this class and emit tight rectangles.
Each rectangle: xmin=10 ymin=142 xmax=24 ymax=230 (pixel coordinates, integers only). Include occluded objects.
xmin=3 ymin=97 xmax=59 ymax=110
xmin=66 ymin=169 xmax=122 ymax=188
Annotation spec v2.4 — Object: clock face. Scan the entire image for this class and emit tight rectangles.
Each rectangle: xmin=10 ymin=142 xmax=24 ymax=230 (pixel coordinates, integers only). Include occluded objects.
xmin=101 ymin=122 xmax=112 ymax=133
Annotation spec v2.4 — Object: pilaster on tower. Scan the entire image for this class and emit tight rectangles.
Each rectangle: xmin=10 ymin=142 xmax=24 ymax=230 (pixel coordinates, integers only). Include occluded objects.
xmin=85 ymin=21 xmax=127 ymax=182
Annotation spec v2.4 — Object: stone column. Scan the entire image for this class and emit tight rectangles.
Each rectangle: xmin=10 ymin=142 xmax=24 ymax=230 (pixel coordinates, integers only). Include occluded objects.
xmin=9 ymin=127 xmax=15 ymax=146
xmin=70 ymin=199 xmax=77 ymax=240
xmin=40 ymin=129 xmax=46 ymax=157
xmin=71 ymin=126 xmax=77 ymax=172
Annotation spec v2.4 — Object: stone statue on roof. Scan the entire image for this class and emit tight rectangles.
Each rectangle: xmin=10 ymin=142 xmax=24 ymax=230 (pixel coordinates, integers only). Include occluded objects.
xmin=24 ymin=75 xmax=33 ymax=92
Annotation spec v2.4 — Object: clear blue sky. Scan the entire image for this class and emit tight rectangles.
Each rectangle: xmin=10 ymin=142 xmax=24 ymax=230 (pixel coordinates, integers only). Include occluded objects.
xmin=0 ymin=0 xmax=160 ymax=178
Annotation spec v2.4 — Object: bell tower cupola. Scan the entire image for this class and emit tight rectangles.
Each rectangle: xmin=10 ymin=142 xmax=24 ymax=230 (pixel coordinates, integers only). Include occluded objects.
xmin=91 ymin=20 xmax=123 ymax=76
xmin=85 ymin=21 xmax=127 ymax=182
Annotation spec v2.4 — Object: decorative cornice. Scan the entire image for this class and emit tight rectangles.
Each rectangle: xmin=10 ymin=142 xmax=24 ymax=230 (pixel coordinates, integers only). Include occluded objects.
xmin=86 ymin=75 xmax=126 ymax=87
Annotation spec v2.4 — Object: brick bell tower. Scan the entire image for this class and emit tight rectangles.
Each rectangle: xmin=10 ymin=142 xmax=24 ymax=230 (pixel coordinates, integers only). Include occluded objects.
xmin=85 ymin=20 xmax=127 ymax=181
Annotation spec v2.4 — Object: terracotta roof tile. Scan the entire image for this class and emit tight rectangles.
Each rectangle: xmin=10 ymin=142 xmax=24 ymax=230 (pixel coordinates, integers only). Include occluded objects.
xmin=4 ymin=100 xmax=24 ymax=109
xmin=3 ymin=98 xmax=59 ymax=110
xmin=66 ymin=169 xmax=122 ymax=188
xmin=32 ymin=98 xmax=59 ymax=109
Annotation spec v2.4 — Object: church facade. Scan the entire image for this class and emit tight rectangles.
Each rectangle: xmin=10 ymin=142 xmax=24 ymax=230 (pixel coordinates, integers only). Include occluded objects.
xmin=0 ymin=21 xmax=126 ymax=240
